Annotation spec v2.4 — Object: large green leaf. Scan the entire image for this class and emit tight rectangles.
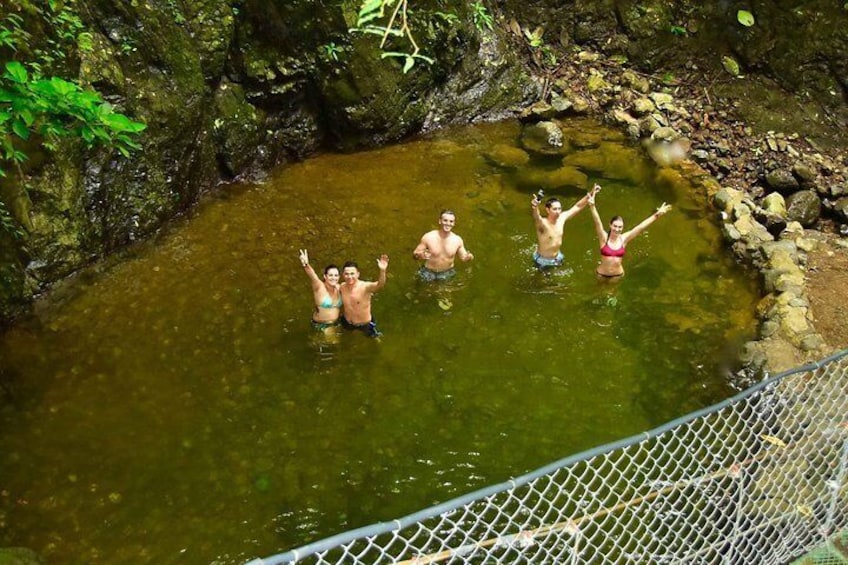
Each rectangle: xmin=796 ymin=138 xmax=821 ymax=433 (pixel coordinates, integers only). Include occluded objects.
xmin=4 ymin=61 xmax=28 ymax=84
xmin=11 ymin=119 xmax=30 ymax=140
xmin=19 ymin=108 xmax=34 ymax=126
xmin=102 ymin=112 xmax=146 ymax=133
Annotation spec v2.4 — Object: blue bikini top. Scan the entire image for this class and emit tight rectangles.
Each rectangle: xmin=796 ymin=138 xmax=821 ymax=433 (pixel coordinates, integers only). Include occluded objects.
xmin=318 ymin=294 xmax=342 ymax=309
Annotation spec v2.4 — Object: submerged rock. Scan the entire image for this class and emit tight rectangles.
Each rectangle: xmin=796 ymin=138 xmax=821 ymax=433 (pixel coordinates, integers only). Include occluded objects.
xmin=520 ymin=121 xmax=568 ymax=155
xmin=483 ymin=145 xmax=531 ymax=169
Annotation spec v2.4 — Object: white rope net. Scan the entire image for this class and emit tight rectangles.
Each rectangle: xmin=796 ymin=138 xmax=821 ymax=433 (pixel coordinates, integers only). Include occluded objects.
xmin=250 ymin=350 xmax=848 ymax=565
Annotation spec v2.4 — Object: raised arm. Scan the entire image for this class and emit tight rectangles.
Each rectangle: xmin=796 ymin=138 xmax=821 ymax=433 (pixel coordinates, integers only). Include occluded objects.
xmin=369 ymin=254 xmax=389 ymax=293
xmin=299 ymin=249 xmax=323 ymax=287
xmin=530 ymin=193 xmax=544 ymax=226
xmin=622 ymin=202 xmax=672 ymax=243
xmin=562 ymin=184 xmax=601 ymax=221
xmin=587 ymin=191 xmax=608 ymax=247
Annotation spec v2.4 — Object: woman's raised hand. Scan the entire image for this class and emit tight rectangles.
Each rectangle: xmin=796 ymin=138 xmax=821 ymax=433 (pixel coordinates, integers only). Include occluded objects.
xmin=656 ymin=202 xmax=672 ymax=216
xmin=299 ymin=249 xmax=309 ymax=266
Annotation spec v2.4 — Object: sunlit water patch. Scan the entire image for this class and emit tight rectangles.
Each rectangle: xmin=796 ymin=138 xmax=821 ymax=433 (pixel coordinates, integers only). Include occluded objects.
xmin=0 ymin=119 xmax=758 ymax=563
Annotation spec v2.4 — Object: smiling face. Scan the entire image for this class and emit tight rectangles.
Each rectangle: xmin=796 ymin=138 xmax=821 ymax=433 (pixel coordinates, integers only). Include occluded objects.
xmin=342 ymin=266 xmax=359 ymax=284
xmin=323 ymin=267 xmax=340 ymax=286
xmin=438 ymin=212 xmax=456 ymax=233
xmin=545 ymin=199 xmax=562 ymax=219
xmin=609 ymin=215 xmax=624 ymax=235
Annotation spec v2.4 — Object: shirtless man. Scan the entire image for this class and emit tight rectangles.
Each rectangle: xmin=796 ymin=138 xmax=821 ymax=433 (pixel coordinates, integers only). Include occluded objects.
xmin=530 ymin=187 xmax=600 ymax=268
xmin=340 ymin=255 xmax=389 ymax=337
xmin=412 ymin=210 xmax=474 ymax=281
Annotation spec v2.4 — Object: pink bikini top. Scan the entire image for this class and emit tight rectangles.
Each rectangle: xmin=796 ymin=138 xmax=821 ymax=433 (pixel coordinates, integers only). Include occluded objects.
xmin=600 ymin=240 xmax=626 ymax=257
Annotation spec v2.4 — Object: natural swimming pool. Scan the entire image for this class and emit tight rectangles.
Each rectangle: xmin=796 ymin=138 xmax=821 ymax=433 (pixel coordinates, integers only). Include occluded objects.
xmin=0 ymin=119 xmax=759 ymax=563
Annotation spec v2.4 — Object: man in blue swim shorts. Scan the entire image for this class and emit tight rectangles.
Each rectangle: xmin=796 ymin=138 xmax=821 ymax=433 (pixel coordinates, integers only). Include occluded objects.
xmin=530 ymin=186 xmax=599 ymax=269
xmin=532 ymin=250 xmax=564 ymax=268
xmin=341 ymin=317 xmax=382 ymax=337
xmin=417 ymin=265 xmax=456 ymax=282
xmin=340 ymin=255 xmax=389 ymax=338
xmin=413 ymin=210 xmax=474 ymax=281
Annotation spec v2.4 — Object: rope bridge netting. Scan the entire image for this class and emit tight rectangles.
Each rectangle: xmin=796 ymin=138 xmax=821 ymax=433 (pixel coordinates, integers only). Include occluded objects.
xmin=249 ymin=349 xmax=848 ymax=565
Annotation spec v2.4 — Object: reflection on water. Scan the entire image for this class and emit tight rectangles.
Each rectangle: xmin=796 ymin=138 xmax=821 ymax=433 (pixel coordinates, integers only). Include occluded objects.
xmin=0 ymin=119 xmax=759 ymax=563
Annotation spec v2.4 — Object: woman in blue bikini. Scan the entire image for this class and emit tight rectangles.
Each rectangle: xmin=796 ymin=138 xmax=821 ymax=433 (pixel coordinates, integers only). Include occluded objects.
xmin=299 ymin=249 xmax=342 ymax=330
xmin=587 ymin=185 xmax=671 ymax=277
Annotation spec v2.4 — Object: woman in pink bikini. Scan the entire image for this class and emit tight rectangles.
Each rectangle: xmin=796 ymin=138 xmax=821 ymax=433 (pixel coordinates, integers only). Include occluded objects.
xmin=587 ymin=184 xmax=672 ymax=277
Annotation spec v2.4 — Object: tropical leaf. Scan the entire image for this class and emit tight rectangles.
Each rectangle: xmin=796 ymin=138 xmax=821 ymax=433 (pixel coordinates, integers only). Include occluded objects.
xmin=721 ymin=55 xmax=741 ymax=77
xmin=11 ymin=119 xmax=29 ymax=140
xmin=737 ymin=10 xmax=755 ymax=27
xmin=80 ymin=125 xmax=94 ymax=143
xmin=19 ymin=108 xmax=34 ymax=126
xmin=4 ymin=61 xmax=28 ymax=84
xmin=402 ymin=55 xmax=414 ymax=74
xmin=357 ymin=0 xmax=384 ymax=26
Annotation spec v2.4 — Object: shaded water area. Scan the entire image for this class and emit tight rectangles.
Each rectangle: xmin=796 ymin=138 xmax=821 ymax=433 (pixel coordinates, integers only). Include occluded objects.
xmin=0 ymin=119 xmax=759 ymax=563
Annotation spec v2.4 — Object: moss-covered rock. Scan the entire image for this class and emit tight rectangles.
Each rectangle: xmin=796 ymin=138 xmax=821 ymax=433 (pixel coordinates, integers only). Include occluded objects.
xmin=212 ymin=81 xmax=267 ymax=177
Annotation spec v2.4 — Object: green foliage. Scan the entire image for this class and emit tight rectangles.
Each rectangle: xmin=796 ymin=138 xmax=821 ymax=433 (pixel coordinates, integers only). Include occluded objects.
xmin=0 ymin=200 xmax=24 ymax=241
xmin=721 ymin=55 xmax=741 ymax=77
xmin=523 ymin=26 xmax=544 ymax=48
xmin=119 ymin=37 xmax=138 ymax=55
xmin=471 ymin=2 xmax=493 ymax=32
xmin=165 ymin=0 xmax=187 ymax=25
xmin=380 ymin=51 xmax=434 ymax=73
xmin=736 ymin=10 xmax=755 ymax=27
xmin=351 ymin=0 xmax=452 ymax=74
xmin=321 ymin=42 xmax=344 ymax=62
xmin=661 ymin=72 xmax=680 ymax=86
xmin=0 ymin=1 xmax=146 ymax=236
xmin=434 ymin=11 xmax=459 ymax=23
xmin=0 ymin=14 xmax=29 ymax=52
xmin=669 ymin=25 xmax=687 ymax=36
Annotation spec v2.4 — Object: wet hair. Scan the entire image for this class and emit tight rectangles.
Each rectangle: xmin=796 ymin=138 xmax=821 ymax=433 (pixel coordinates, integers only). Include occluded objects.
xmin=610 ymin=215 xmax=624 ymax=225
xmin=324 ymin=264 xmax=339 ymax=275
xmin=545 ymin=198 xmax=561 ymax=209
xmin=343 ymin=261 xmax=359 ymax=271
xmin=440 ymin=209 xmax=456 ymax=219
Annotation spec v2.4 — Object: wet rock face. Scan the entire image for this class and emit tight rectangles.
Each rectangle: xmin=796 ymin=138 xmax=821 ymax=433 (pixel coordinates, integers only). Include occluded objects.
xmin=1 ymin=0 xmax=534 ymax=322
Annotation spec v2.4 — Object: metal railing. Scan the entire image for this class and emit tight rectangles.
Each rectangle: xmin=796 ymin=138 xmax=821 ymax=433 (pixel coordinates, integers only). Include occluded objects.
xmin=249 ymin=349 xmax=848 ymax=564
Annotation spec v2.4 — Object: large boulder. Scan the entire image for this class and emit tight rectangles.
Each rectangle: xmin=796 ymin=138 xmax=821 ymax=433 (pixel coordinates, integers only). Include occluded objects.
xmin=785 ymin=190 xmax=821 ymax=227
xmin=765 ymin=169 xmax=800 ymax=195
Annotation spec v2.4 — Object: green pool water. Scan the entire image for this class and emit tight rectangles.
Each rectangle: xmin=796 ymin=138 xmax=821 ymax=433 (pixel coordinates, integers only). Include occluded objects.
xmin=0 ymin=119 xmax=759 ymax=563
